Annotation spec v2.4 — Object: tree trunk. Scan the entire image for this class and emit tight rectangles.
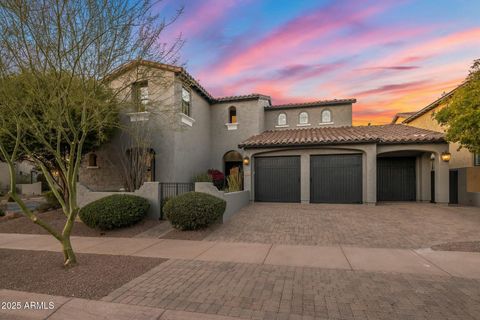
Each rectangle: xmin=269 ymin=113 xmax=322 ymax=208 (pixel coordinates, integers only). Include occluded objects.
xmin=61 ymin=235 xmax=77 ymax=267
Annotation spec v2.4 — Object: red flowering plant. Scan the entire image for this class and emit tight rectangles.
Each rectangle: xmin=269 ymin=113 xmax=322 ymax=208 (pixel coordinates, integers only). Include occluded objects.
xmin=207 ymin=169 xmax=225 ymax=190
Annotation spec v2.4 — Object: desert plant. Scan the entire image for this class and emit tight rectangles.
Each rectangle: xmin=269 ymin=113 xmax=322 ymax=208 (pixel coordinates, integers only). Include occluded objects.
xmin=79 ymin=194 xmax=149 ymax=230
xmin=226 ymin=171 xmax=243 ymax=192
xmin=164 ymin=192 xmax=225 ymax=230
xmin=193 ymin=173 xmax=213 ymax=183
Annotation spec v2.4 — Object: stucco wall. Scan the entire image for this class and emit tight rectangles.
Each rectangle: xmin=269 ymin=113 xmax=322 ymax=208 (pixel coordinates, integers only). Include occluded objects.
xmin=172 ymin=80 xmax=212 ymax=182
xmin=194 ymin=182 xmax=250 ymax=222
xmin=209 ymin=98 xmax=269 ymax=171
xmin=0 ymin=162 xmax=9 ymax=191
xmin=264 ymin=104 xmax=352 ymax=130
xmin=458 ymin=168 xmax=480 ymax=206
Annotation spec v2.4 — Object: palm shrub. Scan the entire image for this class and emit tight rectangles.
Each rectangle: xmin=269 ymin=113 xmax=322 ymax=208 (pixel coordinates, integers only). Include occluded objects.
xmin=164 ymin=192 xmax=225 ymax=230
xmin=79 ymin=194 xmax=149 ymax=230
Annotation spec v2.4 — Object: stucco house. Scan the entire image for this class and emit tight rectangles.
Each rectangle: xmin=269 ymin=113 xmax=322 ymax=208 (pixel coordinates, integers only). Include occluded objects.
xmin=79 ymin=60 xmax=452 ymax=205
xmin=392 ymin=86 xmax=480 ymax=206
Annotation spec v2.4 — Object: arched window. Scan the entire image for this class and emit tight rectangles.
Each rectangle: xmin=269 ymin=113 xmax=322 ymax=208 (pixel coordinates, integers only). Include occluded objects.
xmin=277 ymin=113 xmax=287 ymax=126
xmin=299 ymin=112 xmax=309 ymax=124
xmin=228 ymin=106 xmax=237 ymax=123
xmin=88 ymin=153 xmax=97 ymax=167
xmin=321 ymin=110 xmax=332 ymax=123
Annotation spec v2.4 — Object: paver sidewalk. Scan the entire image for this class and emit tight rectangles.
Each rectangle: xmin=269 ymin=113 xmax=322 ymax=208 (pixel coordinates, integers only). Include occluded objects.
xmin=0 ymin=289 xmax=246 ymax=320
xmin=1 ymin=233 xmax=480 ymax=278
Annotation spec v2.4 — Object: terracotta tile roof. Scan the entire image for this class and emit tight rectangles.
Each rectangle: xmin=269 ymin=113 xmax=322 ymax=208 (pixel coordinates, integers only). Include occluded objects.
xmin=214 ymin=94 xmax=272 ymax=103
xmin=266 ymin=99 xmax=356 ymax=110
xmin=239 ymin=124 xmax=445 ymax=148
xmin=105 ymin=60 xmax=215 ymax=100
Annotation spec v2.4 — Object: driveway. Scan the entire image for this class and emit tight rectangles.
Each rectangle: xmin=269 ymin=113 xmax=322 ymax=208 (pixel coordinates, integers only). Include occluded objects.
xmin=205 ymin=203 xmax=480 ymax=249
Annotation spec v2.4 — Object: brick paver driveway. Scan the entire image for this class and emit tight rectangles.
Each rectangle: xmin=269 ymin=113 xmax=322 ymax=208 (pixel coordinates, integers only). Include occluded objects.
xmin=106 ymin=259 xmax=480 ymax=320
xmin=205 ymin=203 xmax=480 ymax=249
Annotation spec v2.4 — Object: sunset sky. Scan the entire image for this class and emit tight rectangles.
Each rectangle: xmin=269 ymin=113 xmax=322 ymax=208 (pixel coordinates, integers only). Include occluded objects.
xmin=160 ymin=0 xmax=480 ymax=124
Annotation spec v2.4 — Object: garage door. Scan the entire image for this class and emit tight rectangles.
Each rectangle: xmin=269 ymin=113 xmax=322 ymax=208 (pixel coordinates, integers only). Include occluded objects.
xmin=310 ymin=154 xmax=362 ymax=203
xmin=255 ymin=156 xmax=300 ymax=202
xmin=377 ymin=157 xmax=416 ymax=201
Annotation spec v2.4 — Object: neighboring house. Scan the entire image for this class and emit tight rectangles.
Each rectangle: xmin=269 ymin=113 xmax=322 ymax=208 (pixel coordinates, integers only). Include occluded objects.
xmin=392 ymin=87 xmax=480 ymax=206
xmin=0 ymin=160 xmax=37 ymax=193
xmin=80 ymin=60 xmax=451 ymax=205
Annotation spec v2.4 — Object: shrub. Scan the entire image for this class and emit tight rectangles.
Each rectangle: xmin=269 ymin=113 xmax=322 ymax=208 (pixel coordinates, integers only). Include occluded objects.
xmin=164 ymin=192 xmax=226 ymax=230
xmin=208 ymin=169 xmax=225 ymax=190
xmin=226 ymin=171 xmax=243 ymax=193
xmin=79 ymin=194 xmax=149 ymax=230
xmin=0 ymin=208 xmax=5 ymax=217
xmin=37 ymin=191 xmax=62 ymax=212
xmin=193 ymin=173 xmax=213 ymax=183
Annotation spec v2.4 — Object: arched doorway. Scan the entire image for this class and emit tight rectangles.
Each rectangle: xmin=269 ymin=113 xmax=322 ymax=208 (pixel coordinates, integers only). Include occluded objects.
xmin=223 ymin=150 xmax=243 ymax=187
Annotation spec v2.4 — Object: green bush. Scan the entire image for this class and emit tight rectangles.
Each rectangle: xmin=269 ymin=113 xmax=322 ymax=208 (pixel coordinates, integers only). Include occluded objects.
xmin=0 ymin=208 xmax=5 ymax=217
xmin=79 ymin=194 xmax=149 ymax=230
xmin=37 ymin=191 xmax=62 ymax=212
xmin=164 ymin=192 xmax=225 ymax=230
xmin=193 ymin=173 xmax=212 ymax=183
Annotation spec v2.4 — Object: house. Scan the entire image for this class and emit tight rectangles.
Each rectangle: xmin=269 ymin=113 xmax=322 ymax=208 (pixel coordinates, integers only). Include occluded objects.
xmin=0 ymin=160 xmax=39 ymax=195
xmin=391 ymin=87 xmax=480 ymax=206
xmin=79 ymin=60 xmax=451 ymax=205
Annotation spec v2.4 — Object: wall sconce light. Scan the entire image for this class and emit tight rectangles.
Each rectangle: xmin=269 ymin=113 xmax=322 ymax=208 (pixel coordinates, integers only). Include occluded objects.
xmin=440 ymin=152 xmax=451 ymax=162
xmin=243 ymin=156 xmax=250 ymax=166
xmin=430 ymin=153 xmax=435 ymax=161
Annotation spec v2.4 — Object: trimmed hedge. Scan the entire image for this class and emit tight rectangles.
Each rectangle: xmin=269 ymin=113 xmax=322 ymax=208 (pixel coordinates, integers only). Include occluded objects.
xmin=79 ymin=194 xmax=149 ymax=230
xmin=164 ymin=192 xmax=225 ymax=230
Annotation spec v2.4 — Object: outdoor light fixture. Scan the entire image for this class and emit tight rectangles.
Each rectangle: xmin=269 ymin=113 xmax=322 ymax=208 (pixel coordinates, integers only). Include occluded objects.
xmin=430 ymin=153 xmax=435 ymax=161
xmin=243 ymin=156 xmax=250 ymax=166
xmin=441 ymin=152 xmax=451 ymax=162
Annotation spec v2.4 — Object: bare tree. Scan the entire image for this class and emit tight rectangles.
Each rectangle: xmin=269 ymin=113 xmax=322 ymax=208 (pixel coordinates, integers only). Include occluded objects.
xmin=0 ymin=0 xmax=183 ymax=266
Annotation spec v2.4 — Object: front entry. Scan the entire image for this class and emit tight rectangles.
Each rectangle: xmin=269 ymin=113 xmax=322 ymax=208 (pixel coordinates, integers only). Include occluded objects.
xmin=377 ymin=157 xmax=416 ymax=201
xmin=310 ymin=154 xmax=363 ymax=203
xmin=254 ymin=156 xmax=300 ymax=202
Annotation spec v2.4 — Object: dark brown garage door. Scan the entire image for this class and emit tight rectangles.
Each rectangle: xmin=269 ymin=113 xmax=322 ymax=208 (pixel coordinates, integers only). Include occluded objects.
xmin=310 ymin=154 xmax=363 ymax=203
xmin=377 ymin=157 xmax=416 ymax=201
xmin=254 ymin=156 xmax=300 ymax=202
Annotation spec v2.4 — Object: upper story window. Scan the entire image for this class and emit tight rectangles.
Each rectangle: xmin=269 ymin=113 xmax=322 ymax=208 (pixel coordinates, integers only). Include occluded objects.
xmin=228 ymin=106 xmax=237 ymax=123
xmin=277 ymin=113 xmax=287 ymax=126
xmin=132 ymin=81 xmax=149 ymax=110
xmin=475 ymin=153 xmax=480 ymax=166
xmin=321 ymin=110 xmax=332 ymax=123
xmin=181 ymin=86 xmax=191 ymax=116
xmin=298 ymin=112 xmax=309 ymax=125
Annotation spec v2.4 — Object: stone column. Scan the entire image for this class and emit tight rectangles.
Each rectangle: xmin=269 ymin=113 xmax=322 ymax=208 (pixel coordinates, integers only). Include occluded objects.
xmin=300 ymin=153 xmax=310 ymax=203
xmin=364 ymin=144 xmax=377 ymax=204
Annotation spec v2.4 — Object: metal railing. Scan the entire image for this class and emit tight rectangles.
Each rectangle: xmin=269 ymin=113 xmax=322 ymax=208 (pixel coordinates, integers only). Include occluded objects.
xmin=159 ymin=182 xmax=194 ymax=219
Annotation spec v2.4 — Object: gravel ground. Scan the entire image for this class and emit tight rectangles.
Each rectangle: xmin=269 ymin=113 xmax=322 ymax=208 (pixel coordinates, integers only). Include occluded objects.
xmin=432 ymin=241 xmax=480 ymax=252
xmin=0 ymin=210 xmax=162 ymax=237
xmin=0 ymin=248 xmax=166 ymax=299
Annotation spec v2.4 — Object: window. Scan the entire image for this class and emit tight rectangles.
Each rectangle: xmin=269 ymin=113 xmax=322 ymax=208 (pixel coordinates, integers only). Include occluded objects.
xmin=277 ymin=113 xmax=287 ymax=126
xmin=321 ymin=110 xmax=332 ymax=123
xmin=299 ymin=112 xmax=309 ymax=125
xmin=475 ymin=153 xmax=480 ymax=166
xmin=228 ymin=106 xmax=237 ymax=123
xmin=181 ymin=86 xmax=191 ymax=116
xmin=132 ymin=81 xmax=148 ymax=110
xmin=88 ymin=153 xmax=97 ymax=167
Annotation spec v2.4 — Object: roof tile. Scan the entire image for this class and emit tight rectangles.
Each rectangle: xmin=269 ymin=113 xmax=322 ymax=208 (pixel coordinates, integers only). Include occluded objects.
xmin=239 ymin=124 xmax=445 ymax=148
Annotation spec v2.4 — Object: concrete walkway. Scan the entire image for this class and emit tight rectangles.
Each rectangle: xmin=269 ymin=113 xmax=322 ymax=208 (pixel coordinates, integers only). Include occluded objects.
xmin=1 ymin=233 xmax=480 ymax=278
xmin=0 ymin=289 xmax=247 ymax=320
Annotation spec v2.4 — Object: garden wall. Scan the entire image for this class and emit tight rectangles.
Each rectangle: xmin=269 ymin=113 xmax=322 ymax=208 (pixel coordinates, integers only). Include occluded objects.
xmin=17 ymin=182 xmax=42 ymax=196
xmin=195 ymin=182 xmax=250 ymax=222
xmin=77 ymin=182 xmax=160 ymax=219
